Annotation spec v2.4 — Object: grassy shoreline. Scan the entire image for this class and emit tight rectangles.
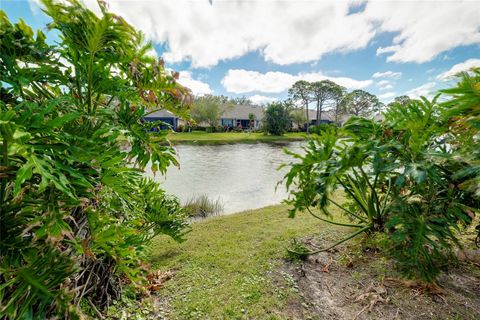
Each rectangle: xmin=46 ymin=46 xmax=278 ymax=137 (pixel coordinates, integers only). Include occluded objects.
xmin=167 ymin=131 xmax=306 ymax=145
xmin=142 ymin=203 xmax=480 ymax=319
xmin=149 ymin=204 xmax=345 ymax=319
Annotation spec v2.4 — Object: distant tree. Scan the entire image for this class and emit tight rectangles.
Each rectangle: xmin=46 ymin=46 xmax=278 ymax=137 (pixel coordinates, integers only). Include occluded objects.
xmin=217 ymin=95 xmax=252 ymax=105
xmin=388 ymin=95 xmax=412 ymax=108
xmin=331 ymin=86 xmax=347 ymax=123
xmin=395 ymin=95 xmax=412 ymax=104
xmin=288 ymin=80 xmax=313 ymax=133
xmin=217 ymin=95 xmax=231 ymax=104
xmin=264 ymin=102 xmax=292 ymax=135
xmin=191 ymin=95 xmax=224 ymax=127
xmin=290 ymin=108 xmax=307 ymax=130
xmin=310 ymin=80 xmax=344 ymax=124
xmin=341 ymin=90 xmax=382 ymax=118
xmin=233 ymin=96 xmax=252 ymax=105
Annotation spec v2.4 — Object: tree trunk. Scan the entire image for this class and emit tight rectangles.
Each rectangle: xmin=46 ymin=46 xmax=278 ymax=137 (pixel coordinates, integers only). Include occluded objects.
xmin=319 ymin=103 xmax=322 ymax=125
xmin=334 ymin=103 xmax=339 ymax=123
xmin=305 ymin=102 xmax=310 ymax=134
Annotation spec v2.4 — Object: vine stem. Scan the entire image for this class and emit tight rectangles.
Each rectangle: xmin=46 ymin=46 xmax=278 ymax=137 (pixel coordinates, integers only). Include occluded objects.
xmin=306 ymin=207 xmax=365 ymax=228
xmin=0 ymin=139 xmax=8 ymax=211
xmin=288 ymin=224 xmax=372 ymax=256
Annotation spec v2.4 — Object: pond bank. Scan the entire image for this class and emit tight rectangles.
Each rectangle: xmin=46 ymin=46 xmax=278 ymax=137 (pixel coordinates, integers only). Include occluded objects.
xmin=148 ymin=204 xmax=336 ymax=319
xmin=167 ymin=131 xmax=305 ymax=145
xmin=140 ymin=204 xmax=480 ymax=319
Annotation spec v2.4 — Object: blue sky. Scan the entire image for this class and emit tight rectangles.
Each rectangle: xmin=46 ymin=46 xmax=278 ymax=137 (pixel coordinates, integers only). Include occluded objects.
xmin=2 ymin=0 xmax=480 ymax=104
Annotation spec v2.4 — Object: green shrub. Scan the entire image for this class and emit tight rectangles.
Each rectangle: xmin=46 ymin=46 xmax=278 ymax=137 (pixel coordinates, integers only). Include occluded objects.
xmin=0 ymin=1 xmax=190 ymax=318
xmin=183 ymin=194 xmax=224 ymax=218
xmin=263 ymin=102 xmax=292 ymax=136
xmin=284 ymin=79 xmax=480 ymax=282
xmin=309 ymin=123 xmax=337 ymax=135
xmin=192 ymin=126 xmax=207 ymax=131
xmin=286 ymin=239 xmax=311 ymax=261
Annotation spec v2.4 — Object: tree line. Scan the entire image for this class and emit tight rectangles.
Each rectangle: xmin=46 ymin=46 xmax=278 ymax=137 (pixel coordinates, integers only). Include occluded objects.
xmin=186 ymin=80 xmax=409 ymax=136
xmin=288 ymin=80 xmax=388 ymax=133
xmin=264 ymin=80 xmax=404 ymax=135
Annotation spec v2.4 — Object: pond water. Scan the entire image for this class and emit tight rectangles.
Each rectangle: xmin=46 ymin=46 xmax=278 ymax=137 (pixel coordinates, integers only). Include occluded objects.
xmin=149 ymin=141 xmax=304 ymax=215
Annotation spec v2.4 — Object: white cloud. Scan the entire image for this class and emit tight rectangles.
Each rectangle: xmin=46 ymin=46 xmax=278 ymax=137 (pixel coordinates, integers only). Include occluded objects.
xmin=378 ymin=91 xmax=396 ymax=101
xmin=372 ymin=71 xmax=401 ymax=79
xmin=28 ymin=0 xmax=43 ymax=15
xmin=376 ymin=45 xmax=400 ymax=56
xmin=379 ymin=84 xmax=393 ymax=91
xmin=178 ymin=71 xmax=212 ymax=96
xmin=376 ymin=80 xmax=393 ymax=91
xmin=222 ymin=70 xmax=295 ymax=94
xmin=436 ymin=59 xmax=480 ymax=80
xmin=249 ymin=95 xmax=278 ymax=105
xmin=368 ymin=1 xmax=480 ymax=63
xmin=405 ymin=82 xmax=437 ymax=99
xmin=36 ymin=0 xmax=480 ymax=67
xmin=222 ymin=69 xmax=372 ymax=94
xmin=91 ymin=0 xmax=374 ymax=68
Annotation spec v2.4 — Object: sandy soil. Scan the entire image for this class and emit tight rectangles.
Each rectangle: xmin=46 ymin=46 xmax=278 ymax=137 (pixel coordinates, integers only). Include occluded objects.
xmin=281 ymin=239 xmax=480 ymax=320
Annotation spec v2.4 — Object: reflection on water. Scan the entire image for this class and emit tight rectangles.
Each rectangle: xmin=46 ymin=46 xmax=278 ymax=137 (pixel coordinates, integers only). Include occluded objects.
xmin=148 ymin=142 xmax=303 ymax=215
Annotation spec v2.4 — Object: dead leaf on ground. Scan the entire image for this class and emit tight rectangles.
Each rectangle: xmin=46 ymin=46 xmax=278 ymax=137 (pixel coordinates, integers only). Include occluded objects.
xmin=322 ymin=256 xmax=334 ymax=273
xmin=146 ymin=270 xmax=176 ymax=293
xmin=384 ymin=277 xmax=444 ymax=296
xmin=351 ymin=282 xmax=390 ymax=319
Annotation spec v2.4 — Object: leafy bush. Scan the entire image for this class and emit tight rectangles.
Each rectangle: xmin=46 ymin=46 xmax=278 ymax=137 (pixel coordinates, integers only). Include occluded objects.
xmin=190 ymin=95 xmax=229 ymax=128
xmin=177 ymin=124 xmax=185 ymax=132
xmin=309 ymin=123 xmax=337 ymax=135
xmin=284 ymin=78 xmax=479 ymax=282
xmin=263 ymin=102 xmax=292 ymax=136
xmin=183 ymin=194 xmax=224 ymax=218
xmin=0 ymin=1 xmax=191 ymax=318
xmin=191 ymin=126 xmax=207 ymax=131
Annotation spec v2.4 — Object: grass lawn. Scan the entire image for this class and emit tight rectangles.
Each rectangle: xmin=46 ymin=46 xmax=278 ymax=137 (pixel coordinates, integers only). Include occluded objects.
xmin=150 ymin=204 xmax=345 ymax=319
xmin=166 ymin=131 xmax=306 ymax=144
xmin=147 ymin=202 xmax=480 ymax=320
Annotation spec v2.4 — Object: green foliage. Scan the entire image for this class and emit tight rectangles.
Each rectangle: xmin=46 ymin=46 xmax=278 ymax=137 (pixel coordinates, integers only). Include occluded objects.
xmin=288 ymin=80 xmax=347 ymax=131
xmin=387 ymin=95 xmax=412 ymax=108
xmin=284 ymin=80 xmax=479 ymax=282
xmin=190 ymin=95 xmax=230 ymax=128
xmin=286 ymin=239 xmax=311 ymax=261
xmin=309 ymin=123 xmax=337 ymax=135
xmin=290 ymin=108 xmax=307 ymax=129
xmin=216 ymin=94 xmax=252 ymax=105
xmin=263 ymin=102 xmax=292 ymax=136
xmin=0 ymin=1 xmax=190 ymax=318
xmin=310 ymin=80 xmax=345 ymax=123
xmin=440 ymin=69 xmax=480 ymax=244
xmin=341 ymin=89 xmax=382 ymax=117
xmin=288 ymin=80 xmax=312 ymax=132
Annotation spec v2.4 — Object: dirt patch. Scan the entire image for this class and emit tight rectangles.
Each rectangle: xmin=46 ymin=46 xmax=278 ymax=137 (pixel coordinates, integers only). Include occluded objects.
xmin=280 ymin=240 xmax=480 ymax=320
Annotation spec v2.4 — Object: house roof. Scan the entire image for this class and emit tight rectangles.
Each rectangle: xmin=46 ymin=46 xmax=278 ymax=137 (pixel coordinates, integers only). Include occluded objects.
xmin=220 ymin=104 xmax=265 ymax=120
xmin=220 ymin=105 xmax=338 ymax=121
xmin=304 ymin=109 xmax=335 ymax=121
xmin=144 ymin=109 xmax=178 ymax=119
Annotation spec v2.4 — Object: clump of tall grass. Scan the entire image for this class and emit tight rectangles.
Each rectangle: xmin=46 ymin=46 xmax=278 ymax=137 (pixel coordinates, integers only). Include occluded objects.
xmin=183 ymin=194 xmax=224 ymax=218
